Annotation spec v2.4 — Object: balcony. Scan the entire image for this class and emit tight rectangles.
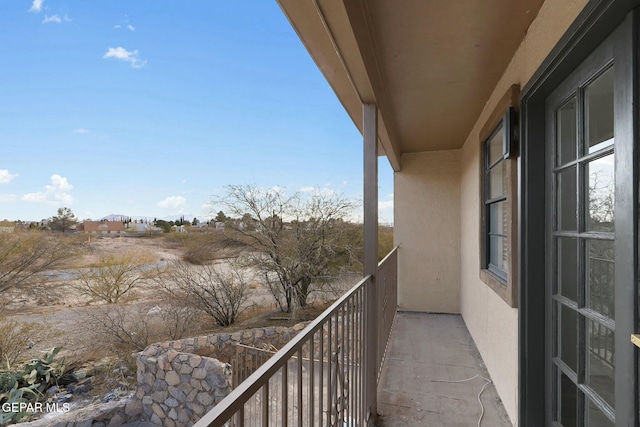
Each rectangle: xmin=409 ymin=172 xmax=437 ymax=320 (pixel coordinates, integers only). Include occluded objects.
xmin=194 ymin=247 xmax=510 ymax=426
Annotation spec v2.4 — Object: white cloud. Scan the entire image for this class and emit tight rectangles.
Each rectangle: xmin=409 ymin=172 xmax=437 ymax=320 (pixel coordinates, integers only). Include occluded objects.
xmin=28 ymin=0 xmax=44 ymax=13
xmin=42 ymin=14 xmax=60 ymax=24
xmin=0 ymin=170 xmax=18 ymax=184
xmin=379 ymin=200 xmax=394 ymax=210
xmin=127 ymin=24 xmax=136 ymax=31
xmin=157 ymin=196 xmax=186 ymax=209
xmin=114 ymin=24 xmax=122 ymax=29
xmin=22 ymin=174 xmax=73 ymax=205
xmin=73 ymin=128 xmax=89 ymax=134
xmin=0 ymin=194 xmax=17 ymax=203
xmin=103 ymin=47 xmax=147 ymax=69
xmin=300 ymin=186 xmax=315 ymax=193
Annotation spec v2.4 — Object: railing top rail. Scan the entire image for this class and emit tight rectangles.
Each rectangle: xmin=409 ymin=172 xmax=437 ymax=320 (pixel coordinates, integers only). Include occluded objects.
xmin=378 ymin=246 xmax=398 ymax=267
xmin=194 ymin=274 xmax=373 ymax=427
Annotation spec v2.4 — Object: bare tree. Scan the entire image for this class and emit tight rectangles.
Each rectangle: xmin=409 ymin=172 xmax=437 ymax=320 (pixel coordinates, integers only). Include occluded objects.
xmin=0 ymin=232 xmax=78 ymax=293
xmin=73 ymin=251 xmax=158 ymax=303
xmin=155 ymin=260 xmax=252 ymax=326
xmin=213 ymin=185 xmax=361 ymax=313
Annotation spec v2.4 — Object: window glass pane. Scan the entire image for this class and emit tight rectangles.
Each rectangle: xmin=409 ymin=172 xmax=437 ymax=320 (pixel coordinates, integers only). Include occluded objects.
xmin=586 ymin=154 xmax=615 ymax=233
xmin=488 ymin=124 xmax=504 ymax=165
xmin=557 ymin=237 xmax=578 ymax=301
xmin=489 ymin=159 xmax=506 ymax=199
xmin=586 ymin=239 xmax=615 ymax=319
xmin=489 ymin=201 xmax=506 ymax=235
xmin=587 ymin=398 xmax=614 ymax=427
xmin=557 ymin=97 xmax=577 ymax=166
xmin=559 ymin=303 xmax=578 ymax=373
xmin=561 ymin=372 xmax=578 ymax=427
xmin=557 ymin=167 xmax=577 ymax=231
xmin=586 ymin=67 xmax=614 ymax=154
xmin=587 ymin=319 xmax=615 ymax=408
xmin=489 ymin=235 xmax=506 ymax=273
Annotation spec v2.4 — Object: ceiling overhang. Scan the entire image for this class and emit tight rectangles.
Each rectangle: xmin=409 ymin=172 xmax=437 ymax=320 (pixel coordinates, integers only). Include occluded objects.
xmin=277 ymin=0 xmax=545 ymax=171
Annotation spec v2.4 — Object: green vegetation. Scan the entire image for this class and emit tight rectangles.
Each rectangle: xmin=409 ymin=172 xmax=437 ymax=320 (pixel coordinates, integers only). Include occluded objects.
xmin=0 ymin=347 xmax=68 ymax=424
xmin=47 ymin=207 xmax=78 ymax=234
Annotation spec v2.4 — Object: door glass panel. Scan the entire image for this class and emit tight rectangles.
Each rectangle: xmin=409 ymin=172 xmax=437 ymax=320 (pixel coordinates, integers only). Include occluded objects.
xmin=558 ymin=167 xmax=578 ymax=231
xmin=586 ymin=67 xmax=614 ymax=154
xmin=586 ymin=154 xmax=615 ymax=232
xmin=489 ymin=159 xmax=506 ymax=199
xmin=561 ymin=373 xmax=578 ymax=427
xmin=587 ymin=319 xmax=615 ymax=408
xmin=587 ymin=399 xmax=614 ymax=427
xmin=559 ymin=303 xmax=578 ymax=373
xmin=558 ymin=237 xmax=578 ymax=301
xmin=557 ymin=97 xmax=577 ymax=166
xmin=586 ymin=239 xmax=615 ymax=318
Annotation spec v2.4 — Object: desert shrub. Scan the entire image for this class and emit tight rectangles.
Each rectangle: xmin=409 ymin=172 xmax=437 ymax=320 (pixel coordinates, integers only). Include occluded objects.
xmin=73 ymin=250 xmax=158 ymax=303
xmin=0 ymin=347 xmax=68 ymax=424
xmin=0 ymin=231 xmax=81 ymax=293
xmin=81 ymin=303 xmax=201 ymax=353
xmin=155 ymin=260 xmax=252 ymax=326
xmin=0 ymin=318 xmax=59 ymax=367
xmin=182 ymin=233 xmax=223 ymax=265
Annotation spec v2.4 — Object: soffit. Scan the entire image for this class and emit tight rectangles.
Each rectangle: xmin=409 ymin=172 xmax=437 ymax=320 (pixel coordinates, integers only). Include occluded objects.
xmin=277 ymin=0 xmax=544 ymax=168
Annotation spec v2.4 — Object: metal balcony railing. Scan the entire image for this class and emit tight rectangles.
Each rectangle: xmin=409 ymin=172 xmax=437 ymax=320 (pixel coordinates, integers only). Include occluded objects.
xmin=194 ymin=247 xmax=398 ymax=427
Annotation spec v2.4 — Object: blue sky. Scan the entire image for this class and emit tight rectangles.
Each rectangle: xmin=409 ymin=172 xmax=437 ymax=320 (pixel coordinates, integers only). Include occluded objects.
xmin=0 ymin=1 xmax=394 ymax=224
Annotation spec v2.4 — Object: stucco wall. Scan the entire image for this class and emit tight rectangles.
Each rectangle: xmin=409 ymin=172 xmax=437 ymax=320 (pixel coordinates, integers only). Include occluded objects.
xmin=458 ymin=0 xmax=589 ymax=424
xmin=394 ymin=0 xmax=589 ymax=424
xmin=395 ymin=150 xmax=461 ymax=313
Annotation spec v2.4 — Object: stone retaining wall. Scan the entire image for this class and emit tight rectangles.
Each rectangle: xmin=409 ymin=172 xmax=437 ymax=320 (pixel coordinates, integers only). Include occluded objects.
xmin=134 ymin=325 xmax=303 ymax=426
xmin=136 ymin=351 xmax=231 ymax=426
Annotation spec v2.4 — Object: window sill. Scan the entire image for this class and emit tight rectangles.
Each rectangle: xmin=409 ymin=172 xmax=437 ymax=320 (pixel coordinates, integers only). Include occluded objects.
xmin=480 ymin=268 xmax=517 ymax=308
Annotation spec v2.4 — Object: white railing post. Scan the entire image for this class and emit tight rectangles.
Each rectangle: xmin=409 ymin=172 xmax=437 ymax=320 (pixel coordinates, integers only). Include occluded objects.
xmin=363 ymin=102 xmax=378 ymax=426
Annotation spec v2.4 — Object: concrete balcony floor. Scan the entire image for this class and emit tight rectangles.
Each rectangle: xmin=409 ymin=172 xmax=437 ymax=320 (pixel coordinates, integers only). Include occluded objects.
xmin=377 ymin=312 xmax=511 ymax=427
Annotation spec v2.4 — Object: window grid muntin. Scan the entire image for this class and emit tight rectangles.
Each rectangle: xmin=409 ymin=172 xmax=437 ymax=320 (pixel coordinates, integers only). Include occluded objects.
xmin=484 ymin=122 xmax=508 ymax=281
xmin=551 ymin=63 xmax=616 ymax=426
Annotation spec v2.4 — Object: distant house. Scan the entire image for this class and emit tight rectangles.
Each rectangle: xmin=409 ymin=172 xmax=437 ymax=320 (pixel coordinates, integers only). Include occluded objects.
xmin=77 ymin=220 xmax=125 ymax=235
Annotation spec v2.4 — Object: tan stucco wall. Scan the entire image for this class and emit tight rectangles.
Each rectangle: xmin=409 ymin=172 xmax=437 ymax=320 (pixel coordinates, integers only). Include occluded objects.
xmin=458 ymin=0 xmax=589 ymax=423
xmin=394 ymin=0 xmax=589 ymax=424
xmin=395 ymin=150 xmax=461 ymax=313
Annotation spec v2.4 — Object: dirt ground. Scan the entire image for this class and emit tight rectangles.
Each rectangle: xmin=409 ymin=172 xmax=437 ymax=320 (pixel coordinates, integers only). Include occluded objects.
xmin=1 ymin=235 xmax=347 ymax=410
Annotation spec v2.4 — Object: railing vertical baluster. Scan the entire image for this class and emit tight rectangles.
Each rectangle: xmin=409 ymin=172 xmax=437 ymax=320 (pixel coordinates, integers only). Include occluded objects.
xmin=349 ymin=295 xmax=354 ymax=426
xmin=319 ymin=319 xmax=325 ymax=427
xmin=333 ymin=308 xmax=342 ymax=425
xmin=236 ymin=405 xmax=244 ymax=427
xmin=327 ymin=315 xmax=332 ymax=427
xmin=297 ymin=347 xmax=303 ymax=427
xmin=262 ymin=382 xmax=269 ymax=427
xmin=282 ymin=362 xmax=288 ymax=427
xmin=310 ymin=333 xmax=314 ymax=427
xmin=341 ymin=305 xmax=346 ymax=425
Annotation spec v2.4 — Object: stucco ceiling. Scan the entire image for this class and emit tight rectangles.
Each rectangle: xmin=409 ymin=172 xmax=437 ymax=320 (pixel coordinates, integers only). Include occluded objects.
xmin=277 ymin=0 xmax=544 ymax=170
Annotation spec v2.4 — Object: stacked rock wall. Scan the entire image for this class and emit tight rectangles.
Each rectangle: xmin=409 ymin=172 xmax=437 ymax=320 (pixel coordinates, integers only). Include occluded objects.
xmin=134 ymin=325 xmax=302 ymax=426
